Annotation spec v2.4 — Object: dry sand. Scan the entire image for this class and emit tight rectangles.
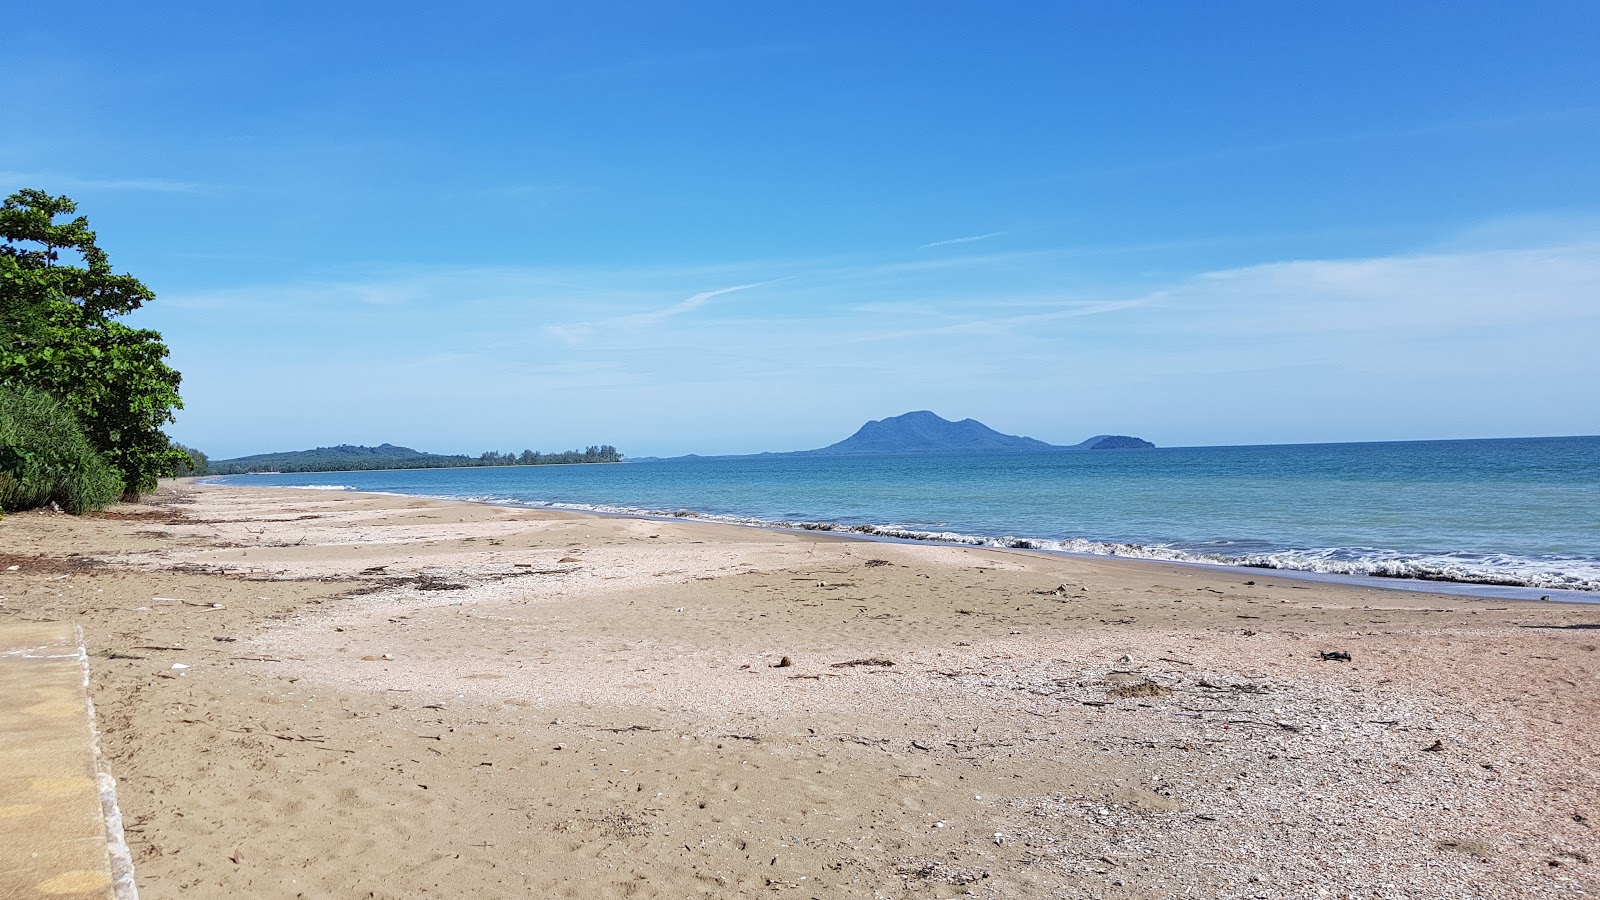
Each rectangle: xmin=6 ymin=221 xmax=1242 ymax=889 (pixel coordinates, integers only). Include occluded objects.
xmin=1 ymin=481 xmax=1595 ymax=899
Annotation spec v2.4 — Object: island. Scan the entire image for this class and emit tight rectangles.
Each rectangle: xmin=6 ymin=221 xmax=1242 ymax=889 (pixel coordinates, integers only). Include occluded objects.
xmin=811 ymin=410 xmax=1153 ymax=454
xmin=631 ymin=411 xmax=1153 ymax=461
xmin=205 ymin=443 xmax=623 ymax=475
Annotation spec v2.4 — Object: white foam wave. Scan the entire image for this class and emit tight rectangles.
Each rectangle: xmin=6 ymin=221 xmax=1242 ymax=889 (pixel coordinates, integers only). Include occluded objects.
xmin=296 ymin=484 xmax=355 ymax=491
xmin=1223 ymin=548 xmax=1600 ymax=592
xmin=505 ymin=500 xmax=1600 ymax=592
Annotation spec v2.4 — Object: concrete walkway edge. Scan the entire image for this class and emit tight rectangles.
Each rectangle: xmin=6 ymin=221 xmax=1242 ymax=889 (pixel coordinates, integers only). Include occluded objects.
xmin=0 ymin=622 xmax=139 ymax=900
xmin=77 ymin=626 xmax=140 ymax=900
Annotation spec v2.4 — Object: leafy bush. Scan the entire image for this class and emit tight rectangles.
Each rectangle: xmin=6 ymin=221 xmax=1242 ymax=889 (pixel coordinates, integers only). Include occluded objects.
xmin=0 ymin=383 xmax=122 ymax=513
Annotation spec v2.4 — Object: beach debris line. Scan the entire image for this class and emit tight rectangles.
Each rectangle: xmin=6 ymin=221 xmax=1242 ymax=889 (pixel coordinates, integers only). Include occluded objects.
xmin=1320 ymin=650 xmax=1353 ymax=661
xmin=153 ymin=596 xmax=225 ymax=608
xmin=895 ymin=858 xmax=986 ymax=886
xmin=350 ymin=573 xmax=469 ymax=593
xmin=1105 ymin=679 xmax=1174 ymax=700
xmin=830 ymin=658 xmax=894 ymax=668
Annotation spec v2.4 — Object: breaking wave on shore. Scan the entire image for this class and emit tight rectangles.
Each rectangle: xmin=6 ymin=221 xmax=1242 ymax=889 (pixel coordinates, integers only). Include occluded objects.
xmin=471 ymin=497 xmax=1600 ymax=593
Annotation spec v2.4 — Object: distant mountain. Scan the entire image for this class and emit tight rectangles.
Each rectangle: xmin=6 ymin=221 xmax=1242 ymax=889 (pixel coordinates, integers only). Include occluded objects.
xmin=206 ymin=443 xmax=622 ymax=475
xmin=809 ymin=411 xmax=1153 ymax=454
xmin=630 ymin=413 xmax=1153 ymax=461
xmin=813 ymin=410 xmax=1060 ymax=454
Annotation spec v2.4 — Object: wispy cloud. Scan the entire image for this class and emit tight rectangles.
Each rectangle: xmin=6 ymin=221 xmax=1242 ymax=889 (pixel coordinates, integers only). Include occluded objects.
xmin=544 ymin=281 xmax=773 ymax=345
xmin=920 ymin=232 xmax=1006 ymax=250
xmin=0 ymin=171 xmax=214 ymax=194
xmin=848 ymin=297 xmax=1153 ymax=343
xmin=164 ymin=279 xmax=426 ymax=311
xmin=835 ymin=230 xmax=1600 ymax=354
xmin=615 ymin=282 xmax=769 ymax=326
xmin=158 ymin=223 xmax=1600 ymax=389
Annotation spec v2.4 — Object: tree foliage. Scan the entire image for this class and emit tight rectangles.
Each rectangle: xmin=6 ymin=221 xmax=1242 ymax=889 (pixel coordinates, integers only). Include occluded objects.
xmin=206 ymin=443 xmax=623 ymax=475
xmin=0 ymin=189 xmax=185 ymax=496
xmin=172 ymin=443 xmax=209 ymax=476
xmin=477 ymin=445 xmax=621 ymax=467
xmin=0 ymin=382 xmax=122 ymax=513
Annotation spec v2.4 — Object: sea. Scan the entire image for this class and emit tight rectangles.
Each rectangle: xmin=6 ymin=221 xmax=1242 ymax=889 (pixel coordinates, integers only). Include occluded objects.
xmin=209 ymin=436 xmax=1600 ymax=601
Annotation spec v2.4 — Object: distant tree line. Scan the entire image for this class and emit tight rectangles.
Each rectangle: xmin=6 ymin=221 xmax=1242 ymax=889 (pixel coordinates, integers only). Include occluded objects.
xmin=202 ymin=443 xmax=622 ymax=475
xmin=474 ymin=446 xmax=621 ymax=467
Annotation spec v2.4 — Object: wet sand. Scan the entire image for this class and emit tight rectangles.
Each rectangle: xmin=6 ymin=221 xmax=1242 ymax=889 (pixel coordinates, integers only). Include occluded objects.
xmin=2 ymin=482 xmax=1595 ymax=898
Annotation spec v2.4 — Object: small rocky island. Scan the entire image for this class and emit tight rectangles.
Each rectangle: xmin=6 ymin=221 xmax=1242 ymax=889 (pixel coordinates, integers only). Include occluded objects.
xmin=632 ymin=411 xmax=1154 ymax=461
xmin=808 ymin=411 xmax=1153 ymax=454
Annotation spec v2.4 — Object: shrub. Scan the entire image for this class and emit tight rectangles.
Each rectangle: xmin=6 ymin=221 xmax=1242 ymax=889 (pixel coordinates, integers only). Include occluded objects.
xmin=0 ymin=383 xmax=123 ymax=513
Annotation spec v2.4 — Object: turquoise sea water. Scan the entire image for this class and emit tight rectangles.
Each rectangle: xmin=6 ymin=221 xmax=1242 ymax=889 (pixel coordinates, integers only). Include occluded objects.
xmin=212 ymin=436 xmax=1600 ymax=597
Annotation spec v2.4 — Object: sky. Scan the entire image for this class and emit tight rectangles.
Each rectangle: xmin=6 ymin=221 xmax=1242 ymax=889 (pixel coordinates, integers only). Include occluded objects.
xmin=4 ymin=1 xmax=1598 ymax=458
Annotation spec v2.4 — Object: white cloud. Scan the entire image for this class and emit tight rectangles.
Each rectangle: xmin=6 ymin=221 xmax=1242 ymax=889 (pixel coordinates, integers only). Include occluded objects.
xmin=611 ymin=282 xmax=769 ymax=327
xmin=847 ymin=297 xmax=1153 ymax=343
xmin=542 ymin=281 xmax=774 ymax=344
xmin=1159 ymin=241 xmax=1600 ymax=338
xmin=920 ymin=232 xmax=1006 ymax=249
xmin=0 ymin=171 xmax=213 ymax=194
xmin=154 ymin=224 xmax=1600 ymax=455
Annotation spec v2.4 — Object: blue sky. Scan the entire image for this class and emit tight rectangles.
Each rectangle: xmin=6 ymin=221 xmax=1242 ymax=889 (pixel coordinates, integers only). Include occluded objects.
xmin=5 ymin=1 xmax=1597 ymax=457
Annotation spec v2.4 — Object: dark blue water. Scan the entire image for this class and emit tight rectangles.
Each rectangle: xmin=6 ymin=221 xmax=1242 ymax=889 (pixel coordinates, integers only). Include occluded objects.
xmin=212 ymin=436 xmax=1600 ymax=593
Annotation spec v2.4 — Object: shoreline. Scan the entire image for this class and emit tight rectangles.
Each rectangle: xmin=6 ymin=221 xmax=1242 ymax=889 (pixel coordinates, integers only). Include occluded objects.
xmin=4 ymin=482 xmax=1595 ymax=898
xmin=203 ymin=476 xmax=1600 ymax=602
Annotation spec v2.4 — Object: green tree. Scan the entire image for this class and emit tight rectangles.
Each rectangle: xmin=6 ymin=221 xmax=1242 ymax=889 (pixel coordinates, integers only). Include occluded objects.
xmin=171 ymin=443 xmax=209 ymax=476
xmin=0 ymin=189 xmax=185 ymax=496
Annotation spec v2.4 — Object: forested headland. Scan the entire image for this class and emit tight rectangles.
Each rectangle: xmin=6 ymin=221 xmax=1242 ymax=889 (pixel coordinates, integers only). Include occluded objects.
xmin=206 ymin=443 xmax=622 ymax=475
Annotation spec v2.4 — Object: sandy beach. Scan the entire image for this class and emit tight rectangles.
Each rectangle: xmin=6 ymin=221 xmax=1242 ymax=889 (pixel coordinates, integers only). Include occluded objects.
xmin=2 ymin=481 xmax=1595 ymax=899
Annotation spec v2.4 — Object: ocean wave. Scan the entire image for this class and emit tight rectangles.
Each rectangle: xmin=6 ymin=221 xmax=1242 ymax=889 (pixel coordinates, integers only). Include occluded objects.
xmin=296 ymin=484 xmax=355 ymax=491
xmin=508 ymin=500 xmax=1600 ymax=592
xmin=1223 ymin=548 xmax=1600 ymax=592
